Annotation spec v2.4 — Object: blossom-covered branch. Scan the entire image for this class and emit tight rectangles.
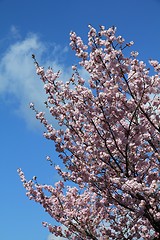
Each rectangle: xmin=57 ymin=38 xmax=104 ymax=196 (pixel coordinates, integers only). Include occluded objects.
xmin=19 ymin=25 xmax=160 ymax=239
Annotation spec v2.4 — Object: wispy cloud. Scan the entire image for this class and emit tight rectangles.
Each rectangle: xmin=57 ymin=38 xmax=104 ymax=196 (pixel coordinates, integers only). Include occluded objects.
xmin=0 ymin=26 xmax=72 ymax=130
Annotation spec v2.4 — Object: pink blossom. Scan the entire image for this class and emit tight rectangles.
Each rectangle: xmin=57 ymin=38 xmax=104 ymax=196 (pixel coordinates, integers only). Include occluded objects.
xmin=19 ymin=24 xmax=160 ymax=239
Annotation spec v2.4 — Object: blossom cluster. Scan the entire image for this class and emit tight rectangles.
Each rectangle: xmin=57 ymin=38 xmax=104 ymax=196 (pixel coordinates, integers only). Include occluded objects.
xmin=19 ymin=25 xmax=160 ymax=239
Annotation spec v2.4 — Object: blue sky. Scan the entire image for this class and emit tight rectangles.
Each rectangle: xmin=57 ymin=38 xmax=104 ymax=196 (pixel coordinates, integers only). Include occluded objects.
xmin=0 ymin=0 xmax=160 ymax=239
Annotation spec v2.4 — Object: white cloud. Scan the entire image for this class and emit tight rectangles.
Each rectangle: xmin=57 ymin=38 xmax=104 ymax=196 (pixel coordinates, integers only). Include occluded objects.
xmin=0 ymin=28 xmax=72 ymax=130
xmin=0 ymin=32 xmax=46 ymax=129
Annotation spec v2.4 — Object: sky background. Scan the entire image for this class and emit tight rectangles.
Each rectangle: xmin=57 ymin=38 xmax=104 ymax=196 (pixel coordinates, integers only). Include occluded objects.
xmin=1 ymin=0 xmax=160 ymax=239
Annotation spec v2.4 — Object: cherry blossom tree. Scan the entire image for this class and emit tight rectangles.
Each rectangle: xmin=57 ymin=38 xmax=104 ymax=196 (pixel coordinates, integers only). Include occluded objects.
xmin=18 ymin=25 xmax=160 ymax=239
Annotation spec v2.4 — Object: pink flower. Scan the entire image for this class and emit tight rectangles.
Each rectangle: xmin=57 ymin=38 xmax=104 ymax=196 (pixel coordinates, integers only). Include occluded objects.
xmin=19 ymin=24 xmax=160 ymax=240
